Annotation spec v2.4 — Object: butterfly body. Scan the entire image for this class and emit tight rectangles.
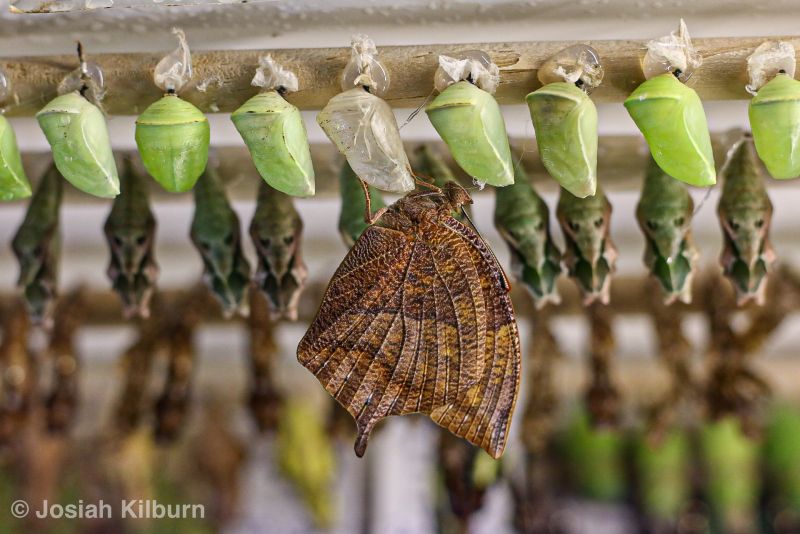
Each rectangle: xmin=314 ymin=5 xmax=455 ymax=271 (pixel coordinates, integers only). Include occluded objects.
xmin=298 ymin=182 xmax=520 ymax=459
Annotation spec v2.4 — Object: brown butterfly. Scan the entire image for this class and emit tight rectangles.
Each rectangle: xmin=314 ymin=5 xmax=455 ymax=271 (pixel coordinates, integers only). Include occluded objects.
xmin=297 ymin=180 xmax=521 ymax=459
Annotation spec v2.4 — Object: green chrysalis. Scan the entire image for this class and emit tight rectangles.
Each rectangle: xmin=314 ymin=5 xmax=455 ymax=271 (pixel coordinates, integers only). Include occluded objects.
xmin=557 ymin=187 xmax=617 ymax=305
xmin=634 ymin=430 xmax=691 ymax=523
xmin=12 ymin=163 xmax=63 ymax=325
xmin=135 ymin=94 xmax=210 ymax=193
xmin=232 ymin=91 xmax=314 ymax=197
xmin=426 ymin=81 xmax=514 ymax=187
xmin=494 ymin=160 xmax=562 ymax=307
xmin=749 ymin=74 xmax=800 ymax=179
xmin=250 ymin=180 xmax=308 ymax=320
xmin=190 ymin=167 xmax=251 ymax=317
xmin=559 ymin=409 xmax=625 ymax=501
xmin=700 ymin=418 xmax=760 ymax=532
xmin=526 ymin=82 xmax=598 ymax=198
xmin=0 ymin=115 xmax=31 ymax=200
xmin=717 ymin=136 xmax=775 ymax=306
xmin=36 ymin=91 xmax=120 ymax=198
xmin=338 ymin=160 xmax=385 ymax=248
xmin=624 ymin=73 xmax=715 ymax=187
xmin=104 ymin=156 xmax=158 ymax=319
xmin=636 ymin=156 xmax=698 ymax=304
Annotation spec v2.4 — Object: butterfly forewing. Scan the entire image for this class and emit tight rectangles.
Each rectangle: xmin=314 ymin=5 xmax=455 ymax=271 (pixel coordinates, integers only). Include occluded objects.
xmin=297 ymin=195 xmax=520 ymax=459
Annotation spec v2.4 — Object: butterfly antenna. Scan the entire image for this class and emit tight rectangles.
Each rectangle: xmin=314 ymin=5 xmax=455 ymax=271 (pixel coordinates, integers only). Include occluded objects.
xmin=460 ymin=206 xmax=481 ymax=236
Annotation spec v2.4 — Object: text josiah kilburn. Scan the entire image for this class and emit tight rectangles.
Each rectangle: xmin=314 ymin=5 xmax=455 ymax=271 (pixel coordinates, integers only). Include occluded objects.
xmin=32 ymin=500 xmax=205 ymax=519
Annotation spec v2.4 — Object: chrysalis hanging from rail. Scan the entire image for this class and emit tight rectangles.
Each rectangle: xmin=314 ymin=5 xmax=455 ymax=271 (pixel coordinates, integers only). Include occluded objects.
xmin=11 ymin=163 xmax=63 ymax=326
xmin=636 ymin=156 xmax=699 ymax=305
xmin=557 ymin=187 xmax=617 ymax=305
xmin=494 ymin=160 xmax=562 ymax=308
xmin=747 ymin=41 xmax=800 ymax=180
xmin=249 ymin=181 xmax=308 ymax=321
xmin=337 ymin=160 xmax=386 ymax=248
xmin=104 ymin=156 xmax=159 ymax=319
xmin=624 ymin=20 xmax=715 ymax=187
xmin=36 ymin=44 xmax=119 ymax=198
xmin=317 ymin=35 xmax=414 ymax=193
xmin=0 ymin=69 xmax=31 ymax=201
xmin=527 ymin=45 xmax=603 ymax=198
xmin=232 ymin=55 xmax=315 ymax=197
xmin=426 ymin=51 xmax=514 ymax=187
xmin=136 ymin=28 xmax=210 ymax=193
xmin=190 ymin=166 xmax=251 ymax=317
xmin=717 ymin=135 xmax=775 ymax=306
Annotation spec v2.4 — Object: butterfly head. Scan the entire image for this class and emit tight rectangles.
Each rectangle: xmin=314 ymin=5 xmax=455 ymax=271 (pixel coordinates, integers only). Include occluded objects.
xmin=442 ymin=182 xmax=473 ymax=212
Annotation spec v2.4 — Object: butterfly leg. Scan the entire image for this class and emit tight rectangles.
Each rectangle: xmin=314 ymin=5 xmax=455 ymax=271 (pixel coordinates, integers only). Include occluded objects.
xmin=412 ymin=172 xmax=442 ymax=192
xmin=359 ymin=179 xmax=388 ymax=224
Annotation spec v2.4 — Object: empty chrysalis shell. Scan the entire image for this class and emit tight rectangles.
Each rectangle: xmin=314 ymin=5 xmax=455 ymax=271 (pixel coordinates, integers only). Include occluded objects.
xmin=625 ymin=74 xmax=715 ymax=187
xmin=318 ymin=35 xmax=413 ymax=193
xmin=747 ymin=42 xmax=800 ymax=179
xmin=625 ymin=21 xmax=715 ymax=187
xmin=36 ymin=91 xmax=120 ymax=198
xmin=232 ymin=57 xmax=314 ymax=197
xmin=426 ymin=52 xmax=514 ymax=187
xmin=136 ymin=94 xmax=209 ymax=193
xmin=318 ymin=89 xmax=413 ymax=192
xmin=0 ymin=115 xmax=31 ymax=200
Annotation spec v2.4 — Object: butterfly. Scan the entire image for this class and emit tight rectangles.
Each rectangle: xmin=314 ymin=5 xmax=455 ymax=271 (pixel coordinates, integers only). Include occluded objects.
xmin=297 ymin=179 xmax=521 ymax=459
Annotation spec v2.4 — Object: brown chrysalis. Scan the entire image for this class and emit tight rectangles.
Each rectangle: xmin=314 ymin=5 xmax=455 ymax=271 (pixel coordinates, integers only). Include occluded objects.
xmin=297 ymin=181 xmax=521 ymax=459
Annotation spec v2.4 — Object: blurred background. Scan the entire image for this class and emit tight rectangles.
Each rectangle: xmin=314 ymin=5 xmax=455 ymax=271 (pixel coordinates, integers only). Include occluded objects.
xmin=2 ymin=1 xmax=800 ymax=533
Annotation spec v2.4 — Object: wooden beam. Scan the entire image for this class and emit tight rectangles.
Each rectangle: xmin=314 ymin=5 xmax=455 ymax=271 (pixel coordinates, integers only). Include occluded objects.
xmin=2 ymin=35 xmax=796 ymax=116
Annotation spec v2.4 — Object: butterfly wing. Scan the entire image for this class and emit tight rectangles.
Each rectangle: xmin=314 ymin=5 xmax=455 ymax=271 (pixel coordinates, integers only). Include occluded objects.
xmin=297 ymin=215 xmax=520 ymax=459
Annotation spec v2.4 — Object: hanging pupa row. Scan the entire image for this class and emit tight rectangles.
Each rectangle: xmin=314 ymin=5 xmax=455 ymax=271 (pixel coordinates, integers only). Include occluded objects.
xmin=491 ymin=134 xmax=775 ymax=310
xmin=9 ymin=26 xmax=800 ymax=204
xmin=24 ymin=30 xmax=317 ymax=200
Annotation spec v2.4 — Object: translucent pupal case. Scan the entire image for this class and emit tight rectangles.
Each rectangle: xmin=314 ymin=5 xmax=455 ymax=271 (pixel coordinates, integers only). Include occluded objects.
xmin=625 ymin=73 xmax=715 ymax=187
xmin=36 ymin=91 xmax=120 ymax=198
xmin=136 ymin=94 xmax=210 ymax=193
xmin=426 ymin=80 xmax=514 ymax=187
xmin=0 ymin=114 xmax=31 ymax=200
xmin=317 ymin=35 xmax=414 ymax=193
xmin=749 ymin=74 xmax=800 ymax=179
xmin=318 ymin=87 xmax=413 ymax=193
xmin=527 ymin=82 xmax=598 ymax=197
